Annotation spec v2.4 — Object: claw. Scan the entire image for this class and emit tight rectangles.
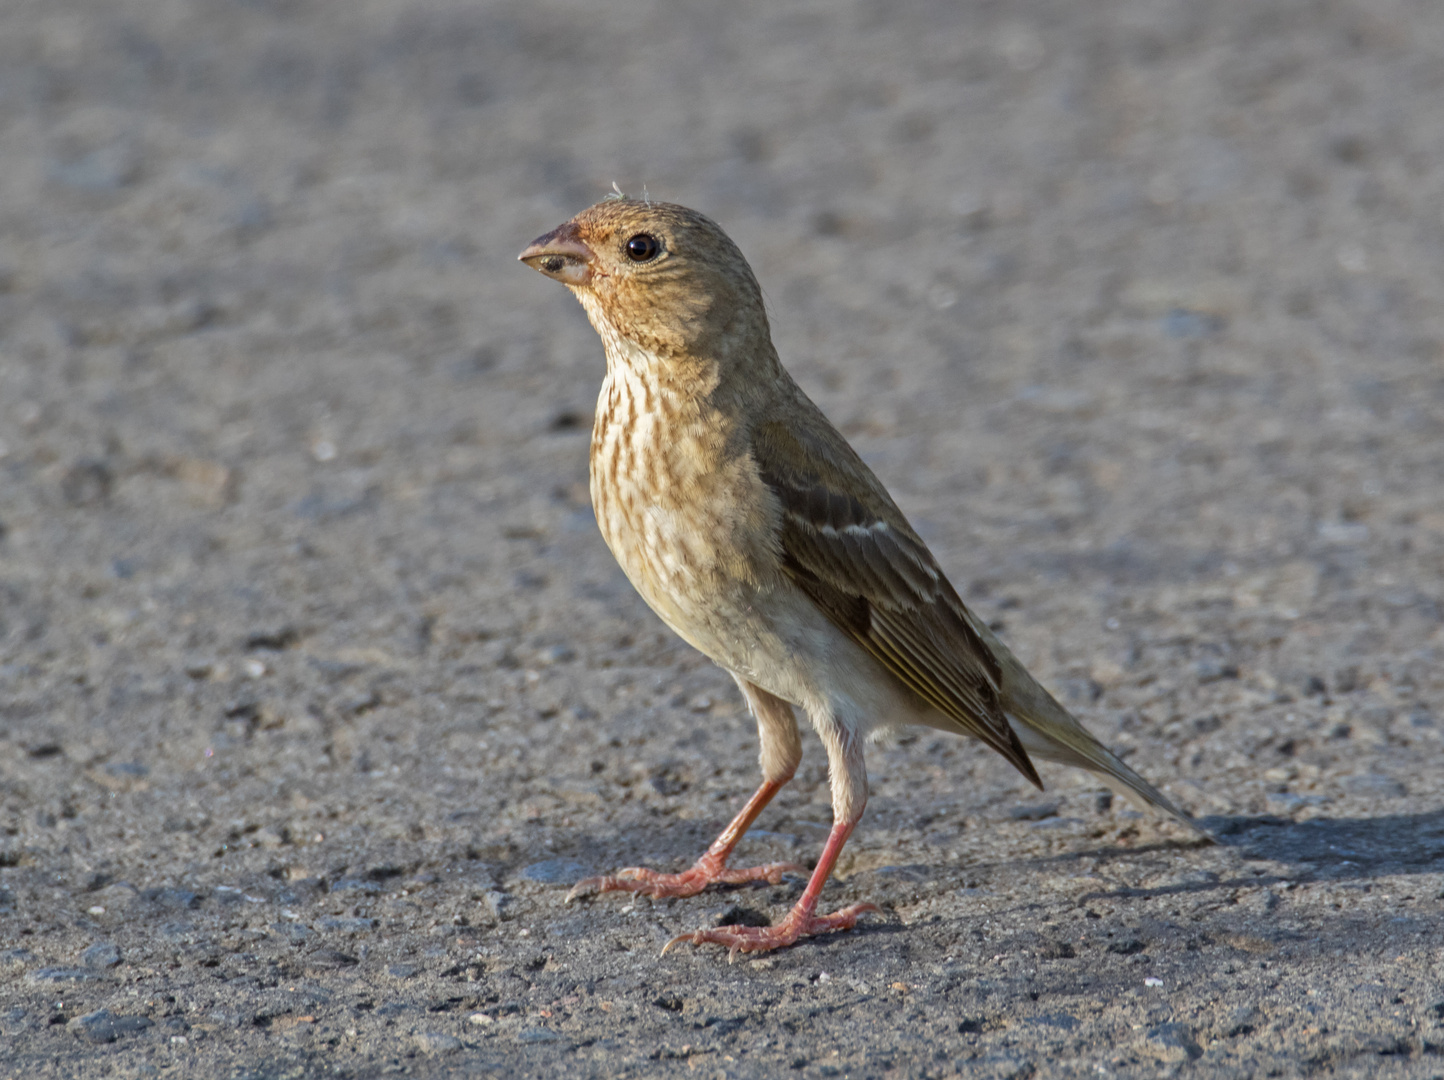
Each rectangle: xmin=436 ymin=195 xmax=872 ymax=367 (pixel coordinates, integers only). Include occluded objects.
xmin=663 ymin=902 xmax=880 ymax=958
xmin=659 ymin=934 xmax=689 ymax=958
xmin=564 ymin=878 xmax=599 ymax=904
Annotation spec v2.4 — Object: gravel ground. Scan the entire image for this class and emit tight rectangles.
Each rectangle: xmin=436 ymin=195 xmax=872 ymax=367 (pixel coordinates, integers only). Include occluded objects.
xmin=2 ymin=0 xmax=1443 ymax=1077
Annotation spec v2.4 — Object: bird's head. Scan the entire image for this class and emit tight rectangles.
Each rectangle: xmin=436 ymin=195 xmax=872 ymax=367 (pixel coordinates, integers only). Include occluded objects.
xmin=518 ymin=196 xmax=768 ymax=362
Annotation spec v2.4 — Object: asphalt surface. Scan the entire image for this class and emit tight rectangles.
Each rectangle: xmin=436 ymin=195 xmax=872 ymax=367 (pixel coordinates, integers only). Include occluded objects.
xmin=1 ymin=0 xmax=1442 ymax=1077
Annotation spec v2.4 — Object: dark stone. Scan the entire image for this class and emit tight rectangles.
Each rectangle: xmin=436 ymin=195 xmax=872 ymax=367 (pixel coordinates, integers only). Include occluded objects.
xmin=1225 ymin=1006 xmax=1262 ymax=1037
xmin=517 ymin=859 xmax=587 ymax=884
xmin=1028 ymin=1013 xmax=1080 ymax=1031
xmin=482 ymin=890 xmax=511 ymax=919
xmin=28 ymin=967 xmax=104 ymax=983
xmin=330 ymin=877 xmax=382 ymax=893
xmin=80 ymin=943 xmax=121 ymax=969
xmin=49 ymin=145 xmax=141 ymax=192
xmin=549 ymin=411 xmax=586 ymax=431
xmin=1343 ymin=774 xmax=1407 ymax=797
xmin=1164 ymin=309 xmax=1225 ymax=339
xmin=67 ymin=1009 xmax=152 ymax=1043
xmin=305 ymin=949 xmax=359 ymax=968
xmin=413 ymin=1031 xmax=462 ymax=1054
xmin=1149 ymin=1022 xmax=1203 ymax=1060
xmin=244 ymin=627 xmax=301 ymax=650
xmin=715 ymin=905 xmax=771 ymax=928
xmin=143 ymin=887 xmax=201 ymax=909
xmin=60 ymin=460 xmax=113 ymax=507
xmin=1194 ymin=659 xmax=1239 ymax=682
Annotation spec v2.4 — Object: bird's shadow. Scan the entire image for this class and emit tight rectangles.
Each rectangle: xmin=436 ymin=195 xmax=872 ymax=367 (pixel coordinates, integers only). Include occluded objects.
xmin=1060 ymin=808 xmax=1444 ymax=901
xmin=546 ymin=808 xmax=1444 ymax=911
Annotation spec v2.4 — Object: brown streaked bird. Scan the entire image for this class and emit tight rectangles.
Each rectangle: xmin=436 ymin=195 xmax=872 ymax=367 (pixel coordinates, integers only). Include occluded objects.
xmin=518 ymin=195 xmax=1209 ymax=957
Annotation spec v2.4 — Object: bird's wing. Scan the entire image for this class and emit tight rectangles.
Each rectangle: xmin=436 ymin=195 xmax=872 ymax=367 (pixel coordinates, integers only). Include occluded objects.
xmin=753 ymin=422 xmax=1041 ymax=789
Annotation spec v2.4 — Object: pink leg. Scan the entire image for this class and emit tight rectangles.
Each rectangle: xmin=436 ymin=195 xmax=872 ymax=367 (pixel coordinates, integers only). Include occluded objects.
xmin=662 ymin=814 xmax=879 ymax=958
xmin=566 ymin=777 xmax=801 ymax=902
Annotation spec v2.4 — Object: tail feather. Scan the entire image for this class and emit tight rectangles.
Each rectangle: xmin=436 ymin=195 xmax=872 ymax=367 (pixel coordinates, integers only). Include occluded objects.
xmin=976 ymin=620 xmax=1214 ymax=841
xmin=1008 ymin=706 xmax=1213 ymax=840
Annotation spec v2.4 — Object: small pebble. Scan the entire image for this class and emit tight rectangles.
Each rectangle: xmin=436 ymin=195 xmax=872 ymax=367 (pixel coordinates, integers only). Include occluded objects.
xmin=517 ymin=858 xmax=587 ymax=885
xmin=67 ymin=1009 xmax=152 ymax=1043
xmin=482 ymin=890 xmax=511 ymax=919
xmin=412 ymin=1031 xmax=461 ymax=1055
xmin=81 ymin=943 xmax=121 ymax=969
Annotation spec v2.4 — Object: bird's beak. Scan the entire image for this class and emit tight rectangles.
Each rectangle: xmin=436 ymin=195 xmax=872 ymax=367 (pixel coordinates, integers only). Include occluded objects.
xmin=518 ymin=222 xmax=594 ymax=287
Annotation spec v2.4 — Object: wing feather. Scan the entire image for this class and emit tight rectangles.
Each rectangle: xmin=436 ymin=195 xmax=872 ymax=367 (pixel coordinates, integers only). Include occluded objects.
xmin=757 ymin=460 xmax=1041 ymax=788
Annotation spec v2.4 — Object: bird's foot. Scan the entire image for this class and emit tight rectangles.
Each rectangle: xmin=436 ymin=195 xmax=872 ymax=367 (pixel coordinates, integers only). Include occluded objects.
xmin=566 ymin=853 xmax=800 ymax=902
xmin=662 ymin=901 xmax=880 ymax=959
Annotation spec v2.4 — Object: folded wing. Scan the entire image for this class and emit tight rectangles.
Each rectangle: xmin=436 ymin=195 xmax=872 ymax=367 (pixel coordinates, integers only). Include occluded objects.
xmin=754 ymin=430 xmax=1041 ymax=789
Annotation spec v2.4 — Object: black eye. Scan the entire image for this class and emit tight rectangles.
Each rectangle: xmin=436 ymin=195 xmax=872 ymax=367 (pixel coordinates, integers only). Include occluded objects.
xmin=624 ymin=233 xmax=660 ymax=262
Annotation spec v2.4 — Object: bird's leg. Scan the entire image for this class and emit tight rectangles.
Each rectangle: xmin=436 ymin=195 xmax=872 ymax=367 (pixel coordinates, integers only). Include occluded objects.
xmin=566 ymin=776 xmax=799 ymax=900
xmin=663 ymin=814 xmax=876 ymax=957
xmin=664 ymin=720 xmax=879 ymax=957
xmin=566 ymin=680 xmax=804 ymax=902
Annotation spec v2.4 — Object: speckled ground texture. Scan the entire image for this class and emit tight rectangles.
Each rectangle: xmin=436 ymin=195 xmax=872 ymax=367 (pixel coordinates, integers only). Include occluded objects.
xmin=2 ymin=0 xmax=1443 ymax=1077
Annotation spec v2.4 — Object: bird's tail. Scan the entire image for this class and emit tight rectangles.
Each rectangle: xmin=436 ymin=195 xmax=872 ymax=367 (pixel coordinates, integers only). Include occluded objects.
xmin=978 ymin=624 xmax=1214 ymax=841
xmin=1007 ymin=701 xmax=1214 ymax=840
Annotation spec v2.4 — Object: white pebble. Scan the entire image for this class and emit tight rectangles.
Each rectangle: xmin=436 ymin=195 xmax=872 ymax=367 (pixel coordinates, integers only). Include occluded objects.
xmin=1335 ymin=244 xmax=1367 ymax=273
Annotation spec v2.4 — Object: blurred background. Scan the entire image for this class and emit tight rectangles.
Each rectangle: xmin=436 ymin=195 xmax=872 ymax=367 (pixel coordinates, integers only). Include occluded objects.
xmin=1 ymin=0 xmax=1442 ymax=1073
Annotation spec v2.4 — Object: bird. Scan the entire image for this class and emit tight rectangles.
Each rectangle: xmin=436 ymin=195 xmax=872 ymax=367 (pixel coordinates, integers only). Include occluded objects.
xmin=517 ymin=194 xmax=1209 ymax=957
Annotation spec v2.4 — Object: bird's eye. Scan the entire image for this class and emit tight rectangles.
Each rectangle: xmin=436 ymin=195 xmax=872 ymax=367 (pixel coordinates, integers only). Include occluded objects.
xmin=624 ymin=233 xmax=660 ymax=262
